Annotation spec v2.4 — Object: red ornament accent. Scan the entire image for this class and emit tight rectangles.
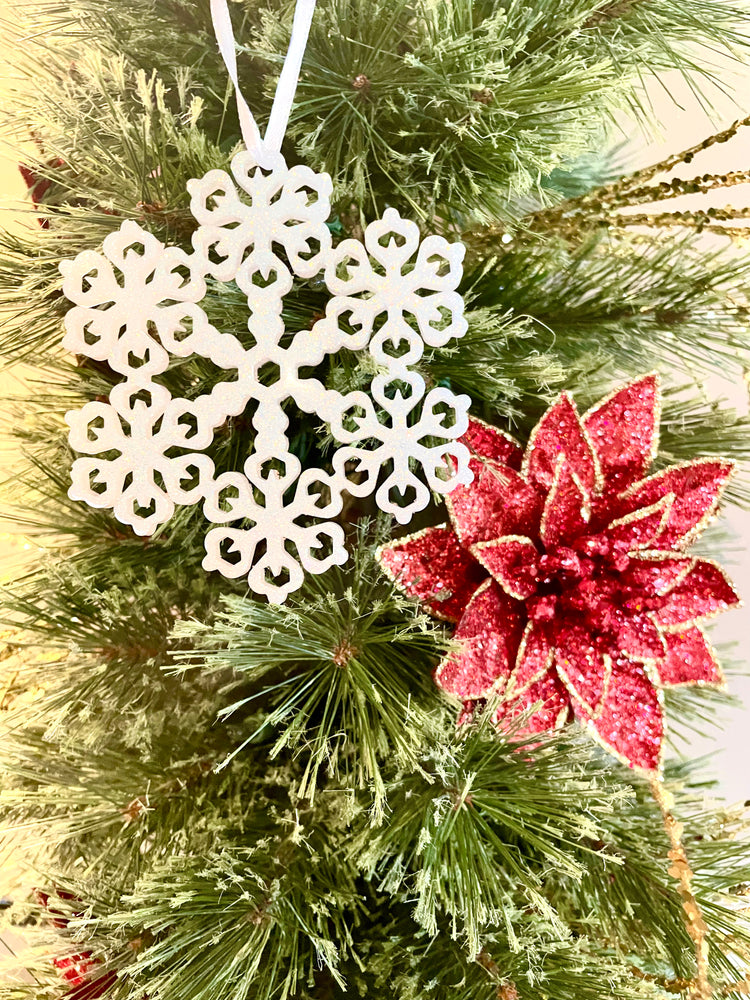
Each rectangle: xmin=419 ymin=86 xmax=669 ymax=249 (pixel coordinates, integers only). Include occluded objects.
xmin=378 ymin=374 xmax=740 ymax=772
xmin=34 ymin=887 xmax=82 ymax=930
xmin=379 ymin=524 xmax=485 ymax=622
xmin=433 ymin=579 xmax=524 ymax=699
xmin=462 ymin=415 xmax=523 ymax=469
xmin=658 ymin=626 xmax=722 ymax=686
xmin=66 ymin=971 xmax=117 ymax=1000
xmin=54 ymin=953 xmax=116 ymax=998
xmin=54 ymin=953 xmax=99 ymax=987
xmin=19 ymin=163 xmax=54 ymax=204
xmin=37 ymin=890 xmax=115 ymax=997
xmin=19 ymin=157 xmax=64 ymax=228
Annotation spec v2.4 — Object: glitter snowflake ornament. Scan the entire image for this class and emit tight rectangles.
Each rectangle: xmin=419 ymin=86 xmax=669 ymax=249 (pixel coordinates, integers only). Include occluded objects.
xmin=379 ymin=375 xmax=741 ymax=772
xmin=60 ymin=0 xmax=472 ymax=602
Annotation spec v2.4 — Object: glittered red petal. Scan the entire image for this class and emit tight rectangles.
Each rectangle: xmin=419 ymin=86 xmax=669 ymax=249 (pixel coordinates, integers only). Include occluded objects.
xmin=500 ymin=670 xmax=572 ymax=735
xmin=605 ymin=495 xmax=673 ymax=551
xmin=523 ymin=393 xmax=599 ymax=494
xmin=446 ymin=461 xmax=544 ymax=549
xmin=457 ymin=700 xmax=481 ymax=726
xmin=53 ymin=954 xmax=98 ymax=987
xmin=657 ymin=626 xmax=724 ymax=687
xmin=506 ymin=620 xmax=555 ymax=698
xmin=555 ymin=627 xmax=609 ymax=715
xmin=472 ymin=536 xmax=540 ymax=600
xmin=653 ymin=559 xmax=741 ymax=627
xmin=540 ymin=458 xmax=590 ymax=548
xmin=611 ymin=611 xmax=667 ymax=661
xmin=462 ymin=416 xmax=523 ymax=469
xmin=619 ymin=459 xmax=734 ymax=549
xmin=619 ymin=554 xmax=694 ymax=597
xmin=378 ymin=525 xmax=487 ymax=623
xmin=587 ymin=658 xmax=663 ymax=772
xmin=435 ymin=579 xmax=525 ymax=700
xmin=583 ymin=374 xmax=660 ymax=492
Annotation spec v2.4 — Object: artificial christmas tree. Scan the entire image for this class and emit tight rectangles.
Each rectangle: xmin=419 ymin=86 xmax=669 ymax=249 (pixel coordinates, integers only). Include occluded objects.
xmin=2 ymin=1 xmax=750 ymax=998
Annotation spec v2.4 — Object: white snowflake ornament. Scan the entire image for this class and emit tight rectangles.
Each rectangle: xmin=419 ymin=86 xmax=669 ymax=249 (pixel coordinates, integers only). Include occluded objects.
xmin=59 ymin=0 xmax=474 ymax=602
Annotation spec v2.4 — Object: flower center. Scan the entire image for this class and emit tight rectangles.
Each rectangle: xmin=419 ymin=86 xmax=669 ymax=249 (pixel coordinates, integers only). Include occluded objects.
xmin=526 ymin=532 xmax=633 ymax=627
xmin=536 ymin=547 xmax=591 ymax=586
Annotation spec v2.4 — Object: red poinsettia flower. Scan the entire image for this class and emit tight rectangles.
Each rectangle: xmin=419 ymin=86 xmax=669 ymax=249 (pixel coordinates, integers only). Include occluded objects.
xmin=378 ymin=374 xmax=741 ymax=771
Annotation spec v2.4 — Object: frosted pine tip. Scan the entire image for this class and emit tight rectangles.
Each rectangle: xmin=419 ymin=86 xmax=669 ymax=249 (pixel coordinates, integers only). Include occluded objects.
xmin=472 ymin=88 xmax=494 ymax=105
xmin=332 ymin=638 xmax=358 ymax=667
xmin=122 ymin=797 xmax=148 ymax=823
xmin=496 ymin=985 xmax=519 ymax=1000
xmin=450 ymin=788 xmax=473 ymax=811
xmin=351 ymin=73 xmax=371 ymax=93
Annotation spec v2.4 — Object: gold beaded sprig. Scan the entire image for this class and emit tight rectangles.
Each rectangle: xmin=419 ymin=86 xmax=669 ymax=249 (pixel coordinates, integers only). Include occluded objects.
xmin=467 ymin=114 xmax=750 ymax=251
xmin=650 ymin=777 xmax=713 ymax=1000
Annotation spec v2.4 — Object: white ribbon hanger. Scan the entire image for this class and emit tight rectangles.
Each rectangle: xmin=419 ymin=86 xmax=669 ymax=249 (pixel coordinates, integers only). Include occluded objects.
xmin=210 ymin=0 xmax=318 ymax=157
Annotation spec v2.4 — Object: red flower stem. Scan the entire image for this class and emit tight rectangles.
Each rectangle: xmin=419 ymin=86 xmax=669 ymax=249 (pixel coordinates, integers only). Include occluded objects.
xmin=650 ymin=776 xmax=712 ymax=1000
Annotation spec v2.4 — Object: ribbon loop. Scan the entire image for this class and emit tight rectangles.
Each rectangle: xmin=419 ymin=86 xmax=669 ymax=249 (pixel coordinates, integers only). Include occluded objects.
xmin=210 ymin=0 xmax=317 ymax=157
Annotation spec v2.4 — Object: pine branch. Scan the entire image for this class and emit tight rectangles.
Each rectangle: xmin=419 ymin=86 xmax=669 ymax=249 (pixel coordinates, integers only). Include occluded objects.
xmin=354 ymin=710 xmax=628 ymax=955
xmin=102 ymin=839 xmax=363 ymax=1000
xmin=172 ymin=532 xmax=448 ymax=818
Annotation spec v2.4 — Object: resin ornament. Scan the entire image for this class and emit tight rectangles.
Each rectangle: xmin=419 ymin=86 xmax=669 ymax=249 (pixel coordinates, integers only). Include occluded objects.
xmin=379 ymin=374 xmax=741 ymax=772
xmin=60 ymin=0 xmax=472 ymax=602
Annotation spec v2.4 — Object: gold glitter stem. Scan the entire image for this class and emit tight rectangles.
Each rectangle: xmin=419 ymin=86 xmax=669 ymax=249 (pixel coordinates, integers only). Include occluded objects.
xmin=623 ymin=114 xmax=750 ymax=188
xmin=510 ymin=114 xmax=750 ymax=243
xmin=594 ymin=171 xmax=750 ymax=209
xmin=650 ymin=776 xmax=712 ymax=1000
xmin=540 ymin=115 xmax=750 ymax=220
xmin=722 ymin=981 xmax=750 ymax=996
